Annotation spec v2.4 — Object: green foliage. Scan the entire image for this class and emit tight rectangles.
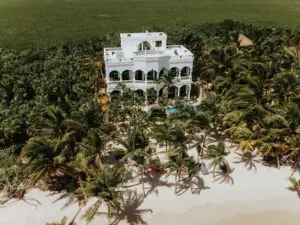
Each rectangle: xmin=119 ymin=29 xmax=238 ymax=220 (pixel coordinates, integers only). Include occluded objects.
xmin=204 ymin=142 xmax=230 ymax=171
xmin=1 ymin=21 xmax=300 ymax=223
xmin=2 ymin=1 xmax=300 ymax=49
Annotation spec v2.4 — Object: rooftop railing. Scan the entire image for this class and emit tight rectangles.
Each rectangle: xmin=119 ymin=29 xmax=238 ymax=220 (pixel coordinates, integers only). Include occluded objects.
xmin=134 ymin=50 xmax=165 ymax=56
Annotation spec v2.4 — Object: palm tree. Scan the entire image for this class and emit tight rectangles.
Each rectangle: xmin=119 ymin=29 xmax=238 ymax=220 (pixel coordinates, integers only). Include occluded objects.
xmin=152 ymin=121 xmax=186 ymax=151
xmin=117 ymin=124 xmax=150 ymax=195
xmin=193 ymin=77 xmax=207 ymax=102
xmin=158 ymin=71 xmax=174 ymax=105
xmin=167 ymin=147 xmax=188 ymax=194
xmin=284 ymin=46 xmax=300 ymax=69
xmin=79 ymin=166 xmax=124 ymax=223
xmin=76 ymin=129 xmax=106 ymax=170
xmin=204 ymin=141 xmax=230 ymax=173
xmin=21 ymin=137 xmax=58 ymax=184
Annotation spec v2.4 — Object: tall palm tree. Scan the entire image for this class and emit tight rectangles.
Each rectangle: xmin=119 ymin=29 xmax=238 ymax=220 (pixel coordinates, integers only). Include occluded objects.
xmin=167 ymin=148 xmax=186 ymax=194
xmin=204 ymin=141 xmax=230 ymax=173
xmin=117 ymin=124 xmax=150 ymax=195
xmin=158 ymin=72 xmax=174 ymax=105
xmin=79 ymin=166 xmax=124 ymax=223
xmin=193 ymin=77 xmax=207 ymax=102
xmin=152 ymin=121 xmax=186 ymax=151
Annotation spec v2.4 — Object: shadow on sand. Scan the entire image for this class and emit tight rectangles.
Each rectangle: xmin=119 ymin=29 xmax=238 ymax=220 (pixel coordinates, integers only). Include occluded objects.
xmin=175 ymin=174 xmax=210 ymax=196
xmin=97 ymin=191 xmax=153 ymax=225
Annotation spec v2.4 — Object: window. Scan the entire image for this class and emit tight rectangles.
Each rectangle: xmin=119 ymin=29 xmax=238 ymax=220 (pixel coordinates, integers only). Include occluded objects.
xmin=138 ymin=41 xmax=151 ymax=51
xmin=156 ymin=41 xmax=162 ymax=47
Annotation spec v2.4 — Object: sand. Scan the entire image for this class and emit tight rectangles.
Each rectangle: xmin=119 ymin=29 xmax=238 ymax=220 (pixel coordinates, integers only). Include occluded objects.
xmin=0 ymin=149 xmax=299 ymax=225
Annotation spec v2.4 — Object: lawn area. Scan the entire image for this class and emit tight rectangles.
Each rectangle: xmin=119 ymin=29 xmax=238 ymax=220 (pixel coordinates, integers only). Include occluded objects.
xmin=1 ymin=0 xmax=300 ymax=49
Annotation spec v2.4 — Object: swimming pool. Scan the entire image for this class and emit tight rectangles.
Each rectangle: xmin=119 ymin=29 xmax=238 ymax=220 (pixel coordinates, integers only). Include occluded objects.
xmin=167 ymin=105 xmax=197 ymax=114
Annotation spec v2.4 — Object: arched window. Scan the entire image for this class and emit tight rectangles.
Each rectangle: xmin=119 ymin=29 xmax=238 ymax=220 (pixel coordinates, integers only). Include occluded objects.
xmin=181 ymin=67 xmax=191 ymax=77
xmin=138 ymin=41 xmax=151 ymax=51
xmin=109 ymin=71 xmax=120 ymax=81
xmin=147 ymin=70 xmax=157 ymax=81
xmin=159 ymin=68 xmax=168 ymax=78
xmin=135 ymin=70 xmax=145 ymax=80
xmin=122 ymin=70 xmax=133 ymax=80
xmin=169 ymin=67 xmax=180 ymax=78
xmin=180 ymin=85 xmax=189 ymax=97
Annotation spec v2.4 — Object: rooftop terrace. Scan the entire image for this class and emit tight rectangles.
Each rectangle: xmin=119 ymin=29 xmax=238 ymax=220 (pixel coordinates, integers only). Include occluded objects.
xmin=104 ymin=45 xmax=193 ymax=63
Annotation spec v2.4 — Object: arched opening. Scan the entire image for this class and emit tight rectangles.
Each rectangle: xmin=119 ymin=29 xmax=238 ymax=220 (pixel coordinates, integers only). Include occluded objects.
xmin=122 ymin=70 xmax=133 ymax=81
xmin=158 ymin=87 xmax=178 ymax=98
xmin=159 ymin=68 xmax=168 ymax=79
xmin=147 ymin=70 xmax=157 ymax=81
xmin=146 ymin=88 xmax=157 ymax=103
xmin=135 ymin=70 xmax=145 ymax=81
xmin=180 ymin=85 xmax=189 ymax=97
xmin=138 ymin=41 xmax=151 ymax=51
xmin=168 ymin=86 xmax=177 ymax=98
xmin=181 ymin=67 xmax=191 ymax=77
xmin=135 ymin=89 xmax=144 ymax=96
xmin=135 ymin=89 xmax=145 ymax=101
xmin=110 ymin=90 xmax=121 ymax=96
xmin=109 ymin=71 xmax=120 ymax=81
xmin=158 ymin=88 xmax=163 ymax=97
xmin=169 ymin=67 xmax=180 ymax=78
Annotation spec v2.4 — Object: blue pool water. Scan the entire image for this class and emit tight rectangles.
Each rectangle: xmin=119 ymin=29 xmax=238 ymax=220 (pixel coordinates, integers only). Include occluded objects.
xmin=167 ymin=105 xmax=197 ymax=114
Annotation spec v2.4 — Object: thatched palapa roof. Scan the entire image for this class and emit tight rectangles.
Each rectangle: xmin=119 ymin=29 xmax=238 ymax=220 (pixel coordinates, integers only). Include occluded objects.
xmin=238 ymin=34 xmax=254 ymax=47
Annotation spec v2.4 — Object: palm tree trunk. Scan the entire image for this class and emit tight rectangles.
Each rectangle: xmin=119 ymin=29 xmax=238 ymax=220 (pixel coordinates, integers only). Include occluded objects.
xmin=175 ymin=168 xmax=181 ymax=194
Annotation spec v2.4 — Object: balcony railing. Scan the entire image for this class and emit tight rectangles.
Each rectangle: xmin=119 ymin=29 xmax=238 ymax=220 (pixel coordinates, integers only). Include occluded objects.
xmin=108 ymin=76 xmax=191 ymax=85
xmin=134 ymin=50 xmax=164 ymax=56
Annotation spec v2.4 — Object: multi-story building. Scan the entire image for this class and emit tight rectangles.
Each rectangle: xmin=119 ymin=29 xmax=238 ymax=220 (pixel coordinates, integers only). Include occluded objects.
xmin=103 ymin=31 xmax=194 ymax=102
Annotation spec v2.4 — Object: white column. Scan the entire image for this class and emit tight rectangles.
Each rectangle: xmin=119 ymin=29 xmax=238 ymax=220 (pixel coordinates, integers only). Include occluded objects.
xmin=178 ymin=68 xmax=182 ymax=80
xmin=119 ymin=72 xmax=122 ymax=82
xmin=177 ymin=86 xmax=180 ymax=97
xmin=187 ymin=85 xmax=191 ymax=100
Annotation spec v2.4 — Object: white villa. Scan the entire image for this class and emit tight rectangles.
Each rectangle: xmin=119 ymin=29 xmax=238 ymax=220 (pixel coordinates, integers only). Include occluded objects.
xmin=103 ymin=31 xmax=194 ymax=102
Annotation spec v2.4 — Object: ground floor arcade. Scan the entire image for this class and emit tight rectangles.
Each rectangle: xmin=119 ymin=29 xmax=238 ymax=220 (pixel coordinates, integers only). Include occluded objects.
xmin=109 ymin=84 xmax=192 ymax=104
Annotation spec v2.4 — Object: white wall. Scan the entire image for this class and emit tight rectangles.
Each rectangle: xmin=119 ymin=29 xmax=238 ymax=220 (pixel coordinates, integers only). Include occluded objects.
xmin=121 ymin=35 xmax=167 ymax=58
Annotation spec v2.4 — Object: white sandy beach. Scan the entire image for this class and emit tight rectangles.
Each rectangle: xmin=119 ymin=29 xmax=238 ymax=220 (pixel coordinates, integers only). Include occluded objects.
xmin=0 ymin=150 xmax=299 ymax=225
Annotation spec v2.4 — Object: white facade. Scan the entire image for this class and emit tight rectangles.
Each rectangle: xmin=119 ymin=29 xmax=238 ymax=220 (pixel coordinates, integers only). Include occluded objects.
xmin=103 ymin=32 xmax=194 ymax=102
